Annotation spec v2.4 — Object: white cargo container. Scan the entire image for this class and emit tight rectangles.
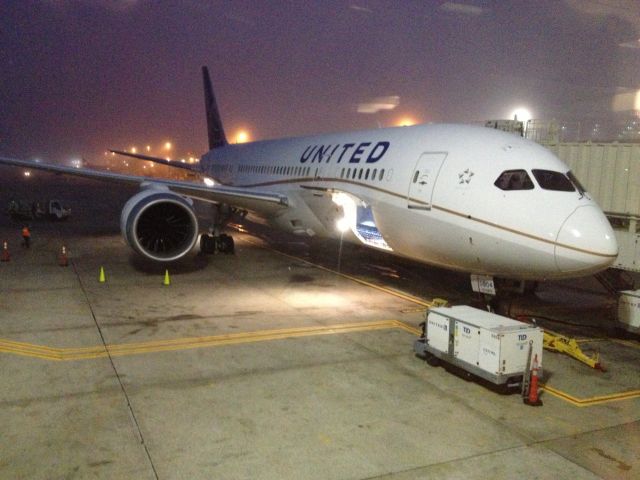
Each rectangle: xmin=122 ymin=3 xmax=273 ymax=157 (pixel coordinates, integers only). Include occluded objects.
xmin=618 ymin=290 xmax=640 ymax=334
xmin=414 ymin=305 xmax=543 ymax=386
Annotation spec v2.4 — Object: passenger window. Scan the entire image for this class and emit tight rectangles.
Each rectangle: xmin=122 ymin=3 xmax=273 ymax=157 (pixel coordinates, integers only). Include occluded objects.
xmin=365 ymin=169 xmax=370 ymax=180
xmin=352 ymin=168 xmax=357 ymax=179
xmin=372 ymin=168 xmax=377 ymax=179
xmin=532 ymin=169 xmax=575 ymax=192
xmin=380 ymin=169 xmax=385 ymax=180
xmin=494 ymin=170 xmax=534 ymax=190
xmin=340 ymin=168 xmax=345 ymax=179
xmin=358 ymin=169 xmax=363 ymax=180
xmin=412 ymin=170 xmax=420 ymax=183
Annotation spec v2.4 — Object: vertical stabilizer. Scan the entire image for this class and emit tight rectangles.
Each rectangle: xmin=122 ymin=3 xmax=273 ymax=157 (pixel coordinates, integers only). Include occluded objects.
xmin=202 ymin=66 xmax=228 ymax=149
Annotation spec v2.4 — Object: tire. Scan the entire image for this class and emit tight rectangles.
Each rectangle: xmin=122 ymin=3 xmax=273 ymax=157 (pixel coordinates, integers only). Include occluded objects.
xmin=426 ymin=355 xmax=440 ymax=367
xmin=220 ymin=234 xmax=235 ymax=254
xmin=200 ymin=234 xmax=216 ymax=254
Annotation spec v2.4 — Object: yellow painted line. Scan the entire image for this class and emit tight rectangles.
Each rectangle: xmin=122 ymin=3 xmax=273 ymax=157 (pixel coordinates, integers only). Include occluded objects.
xmin=0 ymin=320 xmax=413 ymax=361
xmin=612 ymin=338 xmax=640 ymax=350
xmin=2 ymin=320 xmax=637 ymax=408
xmin=541 ymin=384 xmax=640 ymax=407
xmin=233 ymin=230 xmax=640 ymax=408
xmin=393 ymin=322 xmax=422 ymax=336
xmin=401 ymin=307 xmax=429 ymax=314
xmin=240 ymin=236 xmax=433 ymax=307
xmin=575 ymin=338 xmax=608 ymax=344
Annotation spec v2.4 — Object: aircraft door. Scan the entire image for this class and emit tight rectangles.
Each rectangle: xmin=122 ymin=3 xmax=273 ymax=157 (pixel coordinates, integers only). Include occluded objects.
xmin=407 ymin=152 xmax=447 ymax=210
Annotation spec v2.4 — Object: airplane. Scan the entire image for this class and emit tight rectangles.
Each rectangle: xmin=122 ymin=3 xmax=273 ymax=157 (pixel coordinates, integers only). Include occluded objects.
xmin=0 ymin=67 xmax=618 ymax=290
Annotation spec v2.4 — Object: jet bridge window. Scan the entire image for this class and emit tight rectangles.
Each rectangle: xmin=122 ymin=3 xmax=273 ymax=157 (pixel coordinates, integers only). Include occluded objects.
xmin=532 ymin=169 xmax=575 ymax=192
xmin=494 ymin=170 xmax=534 ymax=190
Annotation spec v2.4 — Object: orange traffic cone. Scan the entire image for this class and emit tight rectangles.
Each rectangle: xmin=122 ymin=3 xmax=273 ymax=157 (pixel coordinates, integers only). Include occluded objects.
xmin=524 ymin=354 xmax=543 ymax=407
xmin=58 ymin=245 xmax=68 ymax=267
xmin=1 ymin=240 xmax=10 ymax=262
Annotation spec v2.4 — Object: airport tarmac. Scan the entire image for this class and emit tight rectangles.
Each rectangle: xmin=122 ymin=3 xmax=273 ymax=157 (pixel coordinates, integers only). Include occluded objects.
xmin=1 ymin=169 xmax=639 ymax=479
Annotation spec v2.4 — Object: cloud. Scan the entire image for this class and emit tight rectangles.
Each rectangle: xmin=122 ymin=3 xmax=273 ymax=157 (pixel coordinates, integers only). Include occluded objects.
xmin=564 ymin=0 xmax=640 ymax=34
xmin=349 ymin=5 xmax=373 ymax=14
xmin=45 ymin=0 xmax=139 ymax=12
xmin=619 ymin=39 xmax=640 ymax=48
xmin=439 ymin=2 xmax=486 ymax=17
xmin=357 ymin=96 xmax=400 ymax=114
xmin=224 ymin=12 xmax=257 ymax=27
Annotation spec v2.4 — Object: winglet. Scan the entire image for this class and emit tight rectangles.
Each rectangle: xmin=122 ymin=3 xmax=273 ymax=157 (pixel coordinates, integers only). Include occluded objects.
xmin=202 ymin=66 xmax=228 ymax=150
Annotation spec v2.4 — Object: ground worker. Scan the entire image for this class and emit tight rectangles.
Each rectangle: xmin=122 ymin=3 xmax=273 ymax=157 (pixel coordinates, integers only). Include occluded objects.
xmin=21 ymin=225 xmax=31 ymax=248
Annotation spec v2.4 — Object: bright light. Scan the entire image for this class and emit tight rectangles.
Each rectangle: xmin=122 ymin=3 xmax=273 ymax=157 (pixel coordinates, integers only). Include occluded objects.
xmin=336 ymin=217 xmax=350 ymax=233
xmin=511 ymin=107 xmax=532 ymax=123
xmin=24 ymin=171 xmax=31 ymax=177
xmin=396 ymin=117 xmax=416 ymax=127
xmin=236 ymin=130 xmax=249 ymax=143
xmin=283 ymin=291 xmax=348 ymax=309
xmin=131 ymin=147 xmax=137 ymax=154
xmin=146 ymin=145 xmax=151 ymax=152
xmin=203 ymin=177 xmax=215 ymax=187
xmin=331 ymin=192 xmax=357 ymax=234
xmin=164 ymin=142 xmax=172 ymax=151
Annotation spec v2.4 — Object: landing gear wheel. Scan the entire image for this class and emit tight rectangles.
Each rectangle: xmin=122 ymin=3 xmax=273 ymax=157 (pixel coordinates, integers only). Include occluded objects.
xmin=218 ymin=234 xmax=235 ymax=254
xmin=200 ymin=234 xmax=216 ymax=254
xmin=200 ymin=233 xmax=235 ymax=255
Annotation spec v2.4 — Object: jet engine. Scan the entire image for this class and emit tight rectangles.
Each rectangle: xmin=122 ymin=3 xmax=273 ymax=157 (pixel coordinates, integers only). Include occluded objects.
xmin=120 ymin=186 xmax=199 ymax=261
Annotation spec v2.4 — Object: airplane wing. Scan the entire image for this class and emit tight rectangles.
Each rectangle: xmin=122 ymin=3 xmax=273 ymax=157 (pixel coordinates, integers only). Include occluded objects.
xmin=108 ymin=149 xmax=199 ymax=172
xmin=0 ymin=156 xmax=288 ymax=214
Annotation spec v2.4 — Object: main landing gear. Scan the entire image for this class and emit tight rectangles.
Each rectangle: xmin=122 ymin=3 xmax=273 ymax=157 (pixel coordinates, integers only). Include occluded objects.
xmin=200 ymin=232 xmax=235 ymax=255
xmin=199 ymin=204 xmax=241 ymax=255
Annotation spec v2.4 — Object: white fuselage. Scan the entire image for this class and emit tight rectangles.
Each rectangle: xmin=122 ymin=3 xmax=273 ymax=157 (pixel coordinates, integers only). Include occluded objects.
xmin=200 ymin=124 xmax=617 ymax=280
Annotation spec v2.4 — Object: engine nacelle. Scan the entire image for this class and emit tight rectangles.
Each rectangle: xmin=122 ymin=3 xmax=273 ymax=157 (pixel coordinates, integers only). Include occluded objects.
xmin=120 ymin=186 xmax=199 ymax=262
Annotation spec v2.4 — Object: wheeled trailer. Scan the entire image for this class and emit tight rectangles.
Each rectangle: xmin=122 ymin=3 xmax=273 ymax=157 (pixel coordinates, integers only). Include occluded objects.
xmin=414 ymin=306 xmax=543 ymax=389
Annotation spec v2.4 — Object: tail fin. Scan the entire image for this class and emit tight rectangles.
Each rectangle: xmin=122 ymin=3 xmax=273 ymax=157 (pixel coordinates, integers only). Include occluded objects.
xmin=202 ymin=66 xmax=228 ymax=149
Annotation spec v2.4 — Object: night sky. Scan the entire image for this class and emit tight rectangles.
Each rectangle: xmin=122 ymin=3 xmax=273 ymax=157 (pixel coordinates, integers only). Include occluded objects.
xmin=1 ymin=0 xmax=639 ymax=162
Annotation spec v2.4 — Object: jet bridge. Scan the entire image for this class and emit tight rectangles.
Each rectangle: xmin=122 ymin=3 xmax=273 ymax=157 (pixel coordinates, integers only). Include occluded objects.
xmin=542 ymin=141 xmax=640 ymax=273
xmin=540 ymin=140 xmax=640 ymax=334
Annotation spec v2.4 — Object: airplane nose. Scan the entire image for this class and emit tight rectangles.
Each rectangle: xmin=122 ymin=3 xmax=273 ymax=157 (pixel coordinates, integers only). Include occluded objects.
xmin=555 ymin=205 xmax=618 ymax=275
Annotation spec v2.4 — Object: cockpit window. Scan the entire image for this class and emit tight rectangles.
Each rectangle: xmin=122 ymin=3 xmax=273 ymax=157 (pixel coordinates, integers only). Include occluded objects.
xmin=531 ymin=169 xmax=575 ymax=192
xmin=494 ymin=170 xmax=534 ymax=191
xmin=567 ymin=171 xmax=587 ymax=196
